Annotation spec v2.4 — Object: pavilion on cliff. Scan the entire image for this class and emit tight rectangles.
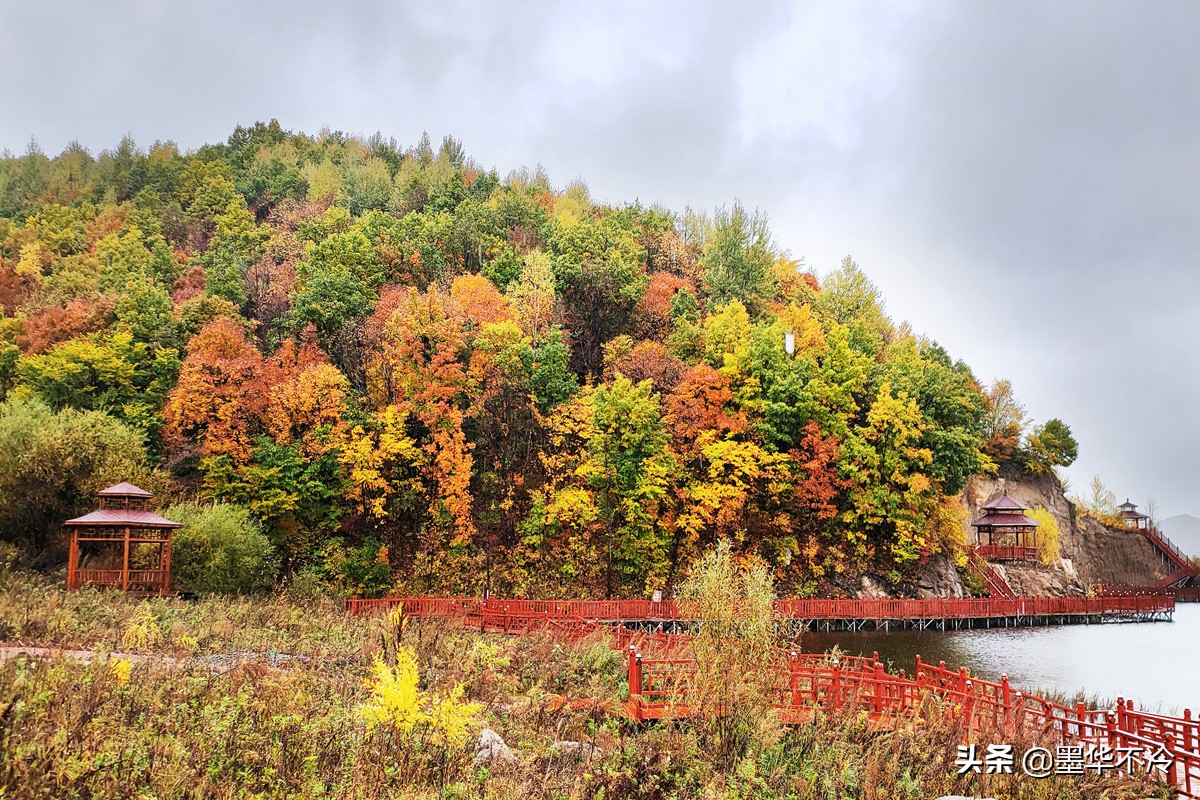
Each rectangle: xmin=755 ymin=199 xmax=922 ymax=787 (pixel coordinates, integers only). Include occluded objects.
xmin=972 ymin=494 xmax=1040 ymax=562
xmin=1118 ymin=499 xmax=1151 ymax=530
xmin=65 ymin=482 xmax=181 ymax=596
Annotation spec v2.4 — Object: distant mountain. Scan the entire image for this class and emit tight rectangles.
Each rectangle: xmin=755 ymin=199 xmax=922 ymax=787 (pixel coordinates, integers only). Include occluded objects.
xmin=1159 ymin=515 xmax=1200 ymax=557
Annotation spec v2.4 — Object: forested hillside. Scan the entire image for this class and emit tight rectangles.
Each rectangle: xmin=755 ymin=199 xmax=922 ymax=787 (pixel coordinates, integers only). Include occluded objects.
xmin=0 ymin=121 xmax=1078 ymax=597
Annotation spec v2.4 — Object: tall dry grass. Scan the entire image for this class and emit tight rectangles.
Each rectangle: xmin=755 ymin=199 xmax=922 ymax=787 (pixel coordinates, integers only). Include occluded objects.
xmin=0 ymin=571 xmax=1171 ymax=799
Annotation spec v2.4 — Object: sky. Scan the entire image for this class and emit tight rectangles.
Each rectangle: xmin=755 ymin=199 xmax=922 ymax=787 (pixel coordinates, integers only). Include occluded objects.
xmin=1 ymin=0 xmax=1196 ymax=517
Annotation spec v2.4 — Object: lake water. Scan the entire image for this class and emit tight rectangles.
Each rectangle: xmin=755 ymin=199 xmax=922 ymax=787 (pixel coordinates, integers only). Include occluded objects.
xmin=799 ymin=602 xmax=1200 ymax=715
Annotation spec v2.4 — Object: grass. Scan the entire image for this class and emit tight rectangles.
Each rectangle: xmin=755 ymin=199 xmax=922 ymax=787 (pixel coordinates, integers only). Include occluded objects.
xmin=0 ymin=571 xmax=1173 ymax=799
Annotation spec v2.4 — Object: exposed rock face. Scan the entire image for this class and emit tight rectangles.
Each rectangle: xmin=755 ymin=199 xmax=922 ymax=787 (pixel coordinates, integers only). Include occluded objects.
xmin=836 ymin=465 xmax=1170 ymax=598
xmin=999 ymin=562 xmax=1082 ymax=597
xmin=962 ymin=465 xmax=1170 ymax=591
xmin=857 ymin=575 xmax=890 ymax=599
xmin=852 ymin=555 xmax=966 ymax=599
xmin=907 ymin=554 xmax=967 ymax=598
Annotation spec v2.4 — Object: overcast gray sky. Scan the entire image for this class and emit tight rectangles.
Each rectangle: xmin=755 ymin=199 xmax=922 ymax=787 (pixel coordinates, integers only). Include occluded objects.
xmin=1 ymin=1 xmax=1196 ymax=516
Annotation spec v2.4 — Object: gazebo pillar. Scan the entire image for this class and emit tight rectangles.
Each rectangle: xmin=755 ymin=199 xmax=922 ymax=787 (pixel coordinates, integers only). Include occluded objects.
xmin=67 ymin=534 xmax=80 ymax=590
xmin=122 ymin=526 xmax=131 ymax=591
xmin=161 ymin=531 xmax=172 ymax=596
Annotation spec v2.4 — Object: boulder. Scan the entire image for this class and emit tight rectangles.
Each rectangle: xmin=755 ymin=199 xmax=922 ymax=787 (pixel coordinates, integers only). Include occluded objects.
xmin=475 ymin=728 xmax=516 ymax=765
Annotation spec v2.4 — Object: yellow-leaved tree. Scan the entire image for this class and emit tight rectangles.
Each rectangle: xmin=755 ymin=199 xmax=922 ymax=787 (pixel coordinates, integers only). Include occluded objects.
xmin=1027 ymin=506 xmax=1061 ymax=566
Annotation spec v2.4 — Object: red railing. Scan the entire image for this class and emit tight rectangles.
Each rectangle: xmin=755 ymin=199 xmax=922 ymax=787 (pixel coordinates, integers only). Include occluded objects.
xmin=627 ymin=650 xmax=1200 ymax=797
xmin=974 ymin=544 xmax=1040 ymax=562
xmin=771 ymin=595 xmax=1172 ymax=620
xmin=349 ymin=594 xmax=1174 ymax=621
xmin=968 ymin=548 xmax=1017 ymax=598
xmin=1143 ymin=528 xmax=1200 ymax=576
xmin=982 ymin=562 xmax=1017 ymax=598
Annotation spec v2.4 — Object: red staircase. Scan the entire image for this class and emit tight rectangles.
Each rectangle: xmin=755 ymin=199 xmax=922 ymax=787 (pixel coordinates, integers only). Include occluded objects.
xmin=1141 ymin=527 xmax=1200 ymax=584
xmin=968 ymin=548 xmax=1016 ymax=598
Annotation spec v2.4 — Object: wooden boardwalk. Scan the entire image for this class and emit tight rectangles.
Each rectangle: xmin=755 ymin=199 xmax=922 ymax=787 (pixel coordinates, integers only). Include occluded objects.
xmin=627 ymin=648 xmax=1200 ymax=798
xmin=347 ymin=594 xmax=1175 ymax=631
xmin=345 ymin=594 xmax=1197 ymax=798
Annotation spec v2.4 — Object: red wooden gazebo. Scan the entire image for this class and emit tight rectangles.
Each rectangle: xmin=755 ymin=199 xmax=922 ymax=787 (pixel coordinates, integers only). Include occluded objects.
xmin=972 ymin=494 xmax=1040 ymax=562
xmin=65 ymin=482 xmax=181 ymax=595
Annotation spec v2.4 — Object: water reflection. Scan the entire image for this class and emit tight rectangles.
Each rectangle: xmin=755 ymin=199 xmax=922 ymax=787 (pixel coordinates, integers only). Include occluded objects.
xmin=797 ymin=603 xmax=1200 ymax=714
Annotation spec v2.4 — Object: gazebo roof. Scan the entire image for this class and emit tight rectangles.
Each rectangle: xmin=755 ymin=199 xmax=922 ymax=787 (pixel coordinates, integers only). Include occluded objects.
xmin=972 ymin=512 xmax=1039 ymax=528
xmin=97 ymin=482 xmax=153 ymax=498
xmin=64 ymin=509 xmax=182 ymax=528
xmin=1119 ymin=499 xmax=1148 ymax=518
xmin=981 ymin=494 xmax=1027 ymax=512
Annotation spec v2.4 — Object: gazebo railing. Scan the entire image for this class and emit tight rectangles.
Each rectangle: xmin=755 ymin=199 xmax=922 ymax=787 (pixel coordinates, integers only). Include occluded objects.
xmin=73 ymin=568 xmax=169 ymax=589
xmin=974 ymin=544 xmax=1040 ymax=562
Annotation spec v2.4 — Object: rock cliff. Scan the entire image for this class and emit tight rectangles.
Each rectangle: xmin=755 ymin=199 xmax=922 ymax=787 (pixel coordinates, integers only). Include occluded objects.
xmin=961 ymin=464 xmax=1170 ymax=595
xmin=841 ymin=464 xmax=1171 ymax=599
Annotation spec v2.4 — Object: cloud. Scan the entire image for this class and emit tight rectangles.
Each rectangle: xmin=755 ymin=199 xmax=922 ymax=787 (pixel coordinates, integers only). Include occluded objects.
xmin=0 ymin=0 xmax=1195 ymax=514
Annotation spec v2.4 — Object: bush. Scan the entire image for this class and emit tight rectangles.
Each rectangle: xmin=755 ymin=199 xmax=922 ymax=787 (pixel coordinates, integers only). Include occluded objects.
xmin=162 ymin=502 xmax=277 ymax=593
xmin=1027 ymin=506 xmax=1061 ymax=566
xmin=308 ymin=536 xmax=392 ymax=598
xmin=675 ymin=539 xmax=781 ymax=767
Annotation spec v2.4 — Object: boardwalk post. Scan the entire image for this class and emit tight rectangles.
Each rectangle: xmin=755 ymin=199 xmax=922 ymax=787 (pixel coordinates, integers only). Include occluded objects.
xmin=830 ymin=660 xmax=842 ymax=711
xmin=1185 ymin=709 xmax=1195 ymax=753
xmin=873 ymin=662 xmax=884 ymax=715
xmin=789 ymin=652 xmax=800 ymax=708
xmin=1165 ymin=736 xmax=1179 ymax=788
xmin=1000 ymin=674 xmax=1012 ymax=730
xmin=963 ymin=679 xmax=975 ymax=732
xmin=1075 ymin=702 xmax=1088 ymax=738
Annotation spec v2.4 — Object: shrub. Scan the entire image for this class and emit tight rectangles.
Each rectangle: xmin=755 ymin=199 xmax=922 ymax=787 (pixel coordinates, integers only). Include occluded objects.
xmin=675 ymin=539 xmax=781 ymax=767
xmin=162 ymin=502 xmax=277 ymax=593
xmin=318 ymin=536 xmax=392 ymax=597
xmin=0 ymin=398 xmax=153 ymax=555
xmin=1027 ymin=506 xmax=1061 ymax=566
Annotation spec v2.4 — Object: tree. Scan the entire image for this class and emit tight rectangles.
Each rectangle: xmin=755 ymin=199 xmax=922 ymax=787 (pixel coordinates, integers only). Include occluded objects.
xmin=1023 ymin=418 xmax=1078 ymax=472
xmin=586 ymin=376 xmax=676 ymax=595
xmin=819 ymin=256 xmax=892 ymax=357
xmin=1085 ymin=475 xmax=1118 ymax=519
xmin=838 ymin=383 xmax=938 ymax=567
xmin=1026 ymin=506 xmax=1061 ymax=566
xmin=878 ymin=337 xmax=987 ymax=494
xmin=507 ymin=250 xmax=557 ymax=339
xmin=17 ymin=330 xmax=180 ymax=441
xmin=525 ymin=328 xmax=577 ymax=410
xmin=544 ymin=211 xmax=648 ymax=377
xmin=982 ymin=379 xmax=1026 ymax=462
xmin=700 ymin=202 xmax=776 ymax=314
xmin=0 ymin=399 xmax=151 ymax=557
xmin=164 ymin=318 xmax=266 ymax=462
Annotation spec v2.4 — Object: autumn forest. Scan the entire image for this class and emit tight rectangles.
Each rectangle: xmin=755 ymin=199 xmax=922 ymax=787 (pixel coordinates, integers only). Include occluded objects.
xmin=0 ymin=121 xmax=1079 ymax=598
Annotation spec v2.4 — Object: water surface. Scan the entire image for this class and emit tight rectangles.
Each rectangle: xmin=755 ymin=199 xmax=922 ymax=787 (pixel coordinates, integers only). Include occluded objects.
xmin=799 ymin=602 xmax=1200 ymax=714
